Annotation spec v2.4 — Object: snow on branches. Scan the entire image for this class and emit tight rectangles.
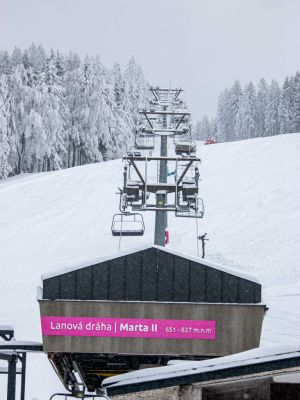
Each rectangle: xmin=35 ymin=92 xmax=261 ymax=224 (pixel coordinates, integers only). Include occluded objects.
xmin=0 ymin=46 xmax=147 ymax=178
xmin=194 ymin=74 xmax=300 ymax=143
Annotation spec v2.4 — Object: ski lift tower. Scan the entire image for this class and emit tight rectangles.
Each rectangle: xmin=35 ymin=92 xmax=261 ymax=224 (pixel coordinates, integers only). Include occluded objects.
xmin=112 ymin=87 xmax=201 ymax=248
xmin=140 ymin=87 xmax=190 ymax=246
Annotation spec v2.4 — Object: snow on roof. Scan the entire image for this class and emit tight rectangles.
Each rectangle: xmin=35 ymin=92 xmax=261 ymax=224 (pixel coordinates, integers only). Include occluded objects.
xmin=103 ymin=345 xmax=300 ymax=389
xmin=41 ymin=244 xmax=260 ymax=284
xmin=0 ymin=325 xmax=14 ymax=331
xmin=0 ymin=341 xmax=43 ymax=351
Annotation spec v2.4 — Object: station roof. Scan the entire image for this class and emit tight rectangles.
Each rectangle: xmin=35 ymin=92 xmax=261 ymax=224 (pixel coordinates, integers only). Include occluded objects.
xmin=102 ymin=345 xmax=300 ymax=395
xmin=42 ymin=244 xmax=259 ymax=283
xmin=40 ymin=245 xmax=261 ymax=304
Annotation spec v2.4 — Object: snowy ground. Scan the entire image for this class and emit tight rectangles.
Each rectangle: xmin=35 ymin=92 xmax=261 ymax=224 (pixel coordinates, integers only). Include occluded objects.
xmin=0 ymin=133 xmax=299 ymax=399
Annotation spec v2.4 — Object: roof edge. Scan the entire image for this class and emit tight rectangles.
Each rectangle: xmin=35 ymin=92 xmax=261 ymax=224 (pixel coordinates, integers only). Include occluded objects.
xmin=41 ymin=243 xmax=260 ymax=284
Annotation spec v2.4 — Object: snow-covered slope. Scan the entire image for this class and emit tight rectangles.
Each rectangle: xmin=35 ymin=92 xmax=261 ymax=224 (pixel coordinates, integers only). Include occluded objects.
xmin=0 ymin=133 xmax=299 ymax=399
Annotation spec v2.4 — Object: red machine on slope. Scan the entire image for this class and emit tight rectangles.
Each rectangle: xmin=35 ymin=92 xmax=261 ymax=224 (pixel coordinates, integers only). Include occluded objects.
xmin=204 ymin=137 xmax=217 ymax=145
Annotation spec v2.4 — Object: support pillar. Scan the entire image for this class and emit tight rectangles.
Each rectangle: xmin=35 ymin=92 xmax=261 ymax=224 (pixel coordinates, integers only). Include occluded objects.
xmin=20 ymin=352 xmax=27 ymax=400
xmin=7 ymin=353 xmax=17 ymax=400
xmin=154 ymin=135 xmax=168 ymax=246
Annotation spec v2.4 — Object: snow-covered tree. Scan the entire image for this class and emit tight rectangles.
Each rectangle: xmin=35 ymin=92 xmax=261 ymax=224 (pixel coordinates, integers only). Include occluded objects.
xmin=10 ymin=47 xmax=22 ymax=69
xmin=0 ymin=51 xmax=10 ymax=74
xmin=257 ymin=78 xmax=269 ymax=136
xmin=40 ymin=55 xmax=66 ymax=170
xmin=265 ymin=80 xmax=281 ymax=136
xmin=216 ymin=89 xmax=229 ymax=142
xmin=292 ymin=71 xmax=300 ymax=132
xmin=235 ymin=82 xmax=257 ymax=140
xmin=226 ymin=80 xmax=243 ymax=141
xmin=279 ymin=77 xmax=294 ymax=134
xmin=0 ymin=75 xmax=11 ymax=178
xmin=0 ymin=44 xmax=148 ymax=179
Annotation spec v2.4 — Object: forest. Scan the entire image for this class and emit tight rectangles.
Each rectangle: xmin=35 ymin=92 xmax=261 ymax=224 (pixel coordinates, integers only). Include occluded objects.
xmin=194 ymin=73 xmax=300 ymax=142
xmin=0 ymin=44 xmax=147 ymax=178
xmin=1 ymin=44 xmax=299 ymax=179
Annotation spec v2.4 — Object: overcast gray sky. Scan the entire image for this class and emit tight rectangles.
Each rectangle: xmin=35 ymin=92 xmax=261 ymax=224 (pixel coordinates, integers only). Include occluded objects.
xmin=1 ymin=0 xmax=299 ymax=120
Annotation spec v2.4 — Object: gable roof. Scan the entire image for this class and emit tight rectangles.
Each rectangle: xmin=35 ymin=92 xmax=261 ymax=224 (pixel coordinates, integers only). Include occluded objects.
xmin=41 ymin=243 xmax=259 ymax=284
xmin=40 ymin=245 xmax=261 ymax=304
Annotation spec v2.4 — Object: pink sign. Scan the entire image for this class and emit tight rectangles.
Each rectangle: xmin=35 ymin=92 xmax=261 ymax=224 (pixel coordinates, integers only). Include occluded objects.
xmin=41 ymin=316 xmax=215 ymax=340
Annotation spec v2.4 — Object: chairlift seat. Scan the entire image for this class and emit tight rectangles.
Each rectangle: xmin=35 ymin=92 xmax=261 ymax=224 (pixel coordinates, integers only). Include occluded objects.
xmin=111 ymin=213 xmax=145 ymax=236
xmin=112 ymin=229 xmax=144 ymax=237
xmin=182 ymin=179 xmax=195 ymax=185
xmin=175 ymin=142 xmax=196 ymax=155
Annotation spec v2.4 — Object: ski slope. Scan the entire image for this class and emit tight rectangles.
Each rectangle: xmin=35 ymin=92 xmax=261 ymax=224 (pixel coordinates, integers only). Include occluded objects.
xmin=0 ymin=133 xmax=299 ymax=399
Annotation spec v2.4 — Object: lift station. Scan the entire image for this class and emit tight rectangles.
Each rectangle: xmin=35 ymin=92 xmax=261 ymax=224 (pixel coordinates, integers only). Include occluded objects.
xmin=38 ymin=245 xmax=265 ymax=396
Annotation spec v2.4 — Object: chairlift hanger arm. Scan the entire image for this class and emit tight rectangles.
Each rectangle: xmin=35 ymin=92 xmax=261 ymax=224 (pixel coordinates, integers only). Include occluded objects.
xmin=177 ymin=160 xmax=194 ymax=185
xmin=127 ymin=159 xmax=145 ymax=185
xmin=175 ymin=89 xmax=182 ymax=100
xmin=149 ymin=87 xmax=159 ymax=102
xmin=175 ymin=114 xmax=187 ymax=130
xmin=142 ymin=112 xmax=154 ymax=129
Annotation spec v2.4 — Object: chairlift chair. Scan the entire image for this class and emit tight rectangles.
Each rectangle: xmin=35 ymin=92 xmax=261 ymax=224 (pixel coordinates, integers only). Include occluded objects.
xmin=175 ymin=140 xmax=196 ymax=156
xmin=135 ymin=135 xmax=155 ymax=150
xmin=111 ymin=213 xmax=145 ymax=236
xmin=176 ymin=195 xmax=204 ymax=218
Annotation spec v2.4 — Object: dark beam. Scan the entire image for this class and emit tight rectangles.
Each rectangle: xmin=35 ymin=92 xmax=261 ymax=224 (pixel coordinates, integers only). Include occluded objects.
xmin=128 ymin=159 xmax=145 ymax=185
xmin=20 ymin=352 xmax=27 ymax=400
xmin=0 ymin=343 xmax=43 ymax=352
xmin=141 ymin=110 xmax=190 ymax=116
xmin=175 ymin=114 xmax=186 ymax=130
xmin=123 ymin=156 xmax=200 ymax=162
xmin=177 ymin=160 xmax=194 ymax=185
xmin=0 ymin=352 xmax=13 ymax=362
xmin=143 ymin=113 xmax=153 ymax=129
xmin=7 ymin=353 xmax=17 ymax=400
xmin=149 ymin=88 xmax=159 ymax=102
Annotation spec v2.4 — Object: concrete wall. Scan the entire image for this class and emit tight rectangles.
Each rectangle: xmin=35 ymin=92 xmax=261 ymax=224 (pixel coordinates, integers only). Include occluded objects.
xmin=39 ymin=300 xmax=265 ymax=356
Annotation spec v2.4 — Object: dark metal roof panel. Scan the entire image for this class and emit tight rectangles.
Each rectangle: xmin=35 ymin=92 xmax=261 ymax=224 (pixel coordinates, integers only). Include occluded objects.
xmin=42 ymin=247 xmax=261 ymax=304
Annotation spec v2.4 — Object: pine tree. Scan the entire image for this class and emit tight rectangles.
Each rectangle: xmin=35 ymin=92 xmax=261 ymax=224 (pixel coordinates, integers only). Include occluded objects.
xmin=279 ymin=77 xmax=294 ymax=134
xmin=40 ymin=55 xmax=66 ymax=170
xmin=235 ymin=82 xmax=257 ymax=140
xmin=227 ymin=80 xmax=243 ymax=141
xmin=265 ymin=80 xmax=281 ymax=136
xmin=196 ymin=115 xmax=211 ymax=140
xmin=216 ymin=90 xmax=228 ymax=142
xmin=7 ymin=64 xmax=34 ymax=174
xmin=0 ymin=51 xmax=10 ymax=74
xmin=292 ymin=71 xmax=300 ymax=132
xmin=0 ymin=75 xmax=11 ymax=178
xmin=257 ymin=78 xmax=269 ymax=136
xmin=10 ymin=47 xmax=22 ymax=69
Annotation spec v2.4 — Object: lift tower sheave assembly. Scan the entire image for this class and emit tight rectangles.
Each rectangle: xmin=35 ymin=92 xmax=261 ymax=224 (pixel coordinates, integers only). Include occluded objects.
xmin=112 ymin=86 xmax=203 ymax=247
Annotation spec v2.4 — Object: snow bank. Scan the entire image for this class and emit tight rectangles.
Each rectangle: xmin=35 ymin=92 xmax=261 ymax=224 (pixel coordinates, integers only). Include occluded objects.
xmin=0 ymin=133 xmax=299 ymax=398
